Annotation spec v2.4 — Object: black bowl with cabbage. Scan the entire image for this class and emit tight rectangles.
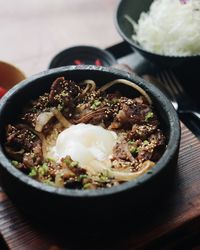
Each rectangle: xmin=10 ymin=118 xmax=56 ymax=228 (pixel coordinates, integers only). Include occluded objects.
xmin=0 ymin=65 xmax=180 ymax=223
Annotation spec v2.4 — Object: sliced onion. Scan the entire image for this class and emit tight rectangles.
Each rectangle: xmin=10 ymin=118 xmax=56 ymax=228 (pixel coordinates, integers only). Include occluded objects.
xmin=82 ymin=80 xmax=96 ymax=91
xmin=52 ymin=109 xmax=71 ymax=128
xmin=77 ymin=80 xmax=96 ymax=99
xmin=82 ymin=160 xmax=112 ymax=176
xmin=99 ymin=79 xmax=152 ymax=105
xmin=6 ymin=123 xmax=44 ymax=160
xmin=55 ymin=172 xmax=65 ymax=187
xmin=109 ymin=160 xmax=155 ymax=181
xmin=17 ymin=123 xmax=48 ymax=160
xmin=35 ymin=111 xmax=54 ymax=132
xmin=29 ymin=128 xmax=48 ymax=160
xmin=81 ymin=159 xmax=155 ymax=182
xmin=74 ymin=107 xmax=107 ymax=124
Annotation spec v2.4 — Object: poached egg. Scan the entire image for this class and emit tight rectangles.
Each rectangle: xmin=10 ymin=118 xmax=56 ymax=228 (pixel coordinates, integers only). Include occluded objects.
xmin=48 ymin=124 xmax=117 ymax=175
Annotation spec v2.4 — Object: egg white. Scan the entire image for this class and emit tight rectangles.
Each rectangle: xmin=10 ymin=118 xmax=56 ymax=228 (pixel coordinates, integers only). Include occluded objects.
xmin=47 ymin=123 xmax=117 ymax=175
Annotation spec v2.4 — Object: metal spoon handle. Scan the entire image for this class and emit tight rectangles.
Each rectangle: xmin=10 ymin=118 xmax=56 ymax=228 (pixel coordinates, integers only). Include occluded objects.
xmin=191 ymin=111 xmax=200 ymax=120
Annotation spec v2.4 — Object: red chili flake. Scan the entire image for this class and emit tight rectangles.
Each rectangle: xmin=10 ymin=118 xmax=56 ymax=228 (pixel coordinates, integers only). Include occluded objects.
xmin=74 ymin=59 xmax=84 ymax=65
xmin=180 ymin=0 xmax=189 ymax=4
xmin=95 ymin=59 xmax=103 ymax=66
xmin=0 ymin=86 xmax=7 ymax=98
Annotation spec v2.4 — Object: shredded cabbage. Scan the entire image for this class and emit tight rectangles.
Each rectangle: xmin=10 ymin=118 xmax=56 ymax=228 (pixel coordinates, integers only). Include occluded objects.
xmin=125 ymin=0 xmax=200 ymax=56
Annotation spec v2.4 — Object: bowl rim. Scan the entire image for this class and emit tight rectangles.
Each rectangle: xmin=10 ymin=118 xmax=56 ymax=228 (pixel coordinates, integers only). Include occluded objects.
xmin=0 ymin=65 xmax=180 ymax=198
xmin=115 ymin=0 xmax=200 ymax=59
xmin=48 ymin=45 xmax=117 ymax=69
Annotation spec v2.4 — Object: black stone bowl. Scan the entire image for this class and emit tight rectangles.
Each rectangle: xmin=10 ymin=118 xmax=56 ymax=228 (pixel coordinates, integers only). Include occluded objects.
xmin=0 ymin=66 xmax=180 ymax=226
xmin=115 ymin=0 xmax=200 ymax=68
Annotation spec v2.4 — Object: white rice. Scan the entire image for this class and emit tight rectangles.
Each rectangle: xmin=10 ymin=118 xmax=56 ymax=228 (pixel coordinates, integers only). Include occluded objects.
xmin=126 ymin=0 xmax=200 ymax=56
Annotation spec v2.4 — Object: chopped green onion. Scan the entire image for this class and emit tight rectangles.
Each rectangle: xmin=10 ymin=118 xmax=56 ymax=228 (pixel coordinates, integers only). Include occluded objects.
xmin=145 ymin=112 xmax=154 ymax=122
xmin=12 ymin=160 xmax=19 ymax=167
xmin=43 ymin=179 xmax=55 ymax=186
xmin=83 ymin=183 xmax=91 ymax=189
xmin=42 ymin=163 xmax=49 ymax=172
xmin=38 ymin=167 xmax=45 ymax=176
xmin=130 ymin=147 xmax=138 ymax=154
xmin=29 ymin=167 xmax=37 ymax=177
xmin=70 ymin=161 xmax=79 ymax=168
xmin=64 ymin=156 xmax=71 ymax=165
xmin=31 ymin=107 xmax=37 ymax=113
xmin=77 ymin=174 xmax=88 ymax=181
xmin=60 ymin=91 xmax=67 ymax=97
xmin=47 ymin=157 xmax=55 ymax=162
xmin=112 ymin=98 xmax=119 ymax=104
xmin=128 ymin=140 xmax=135 ymax=145
xmin=91 ymin=100 xmax=101 ymax=109
xmin=38 ymin=163 xmax=49 ymax=176
xmin=57 ymin=104 xmax=63 ymax=111
xmin=143 ymin=140 xmax=149 ymax=146
xmin=94 ymin=100 xmax=101 ymax=106
xmin=99 ymin=174 xmax=109 ymax=182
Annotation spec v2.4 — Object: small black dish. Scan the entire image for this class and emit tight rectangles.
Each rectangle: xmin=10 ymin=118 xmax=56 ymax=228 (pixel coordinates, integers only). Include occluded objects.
xmin=115 ymin=0 xmax=200 ymax=68
xmin=0 ymin=66 xmax=180 ymax=225
xmin=49 ymin=45 xmax=117 ymax=68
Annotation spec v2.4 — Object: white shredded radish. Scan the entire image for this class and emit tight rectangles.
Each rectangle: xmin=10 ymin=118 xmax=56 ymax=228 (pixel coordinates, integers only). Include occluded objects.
xmin=126 ymin=0 xmax=200 ymax=56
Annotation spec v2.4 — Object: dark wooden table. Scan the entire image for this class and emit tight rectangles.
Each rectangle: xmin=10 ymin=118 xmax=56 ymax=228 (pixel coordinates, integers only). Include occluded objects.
xmin=1 ymin=1 xmax=200 ymax=249
xmin=0 ymin=124 xmax=200 ymax=250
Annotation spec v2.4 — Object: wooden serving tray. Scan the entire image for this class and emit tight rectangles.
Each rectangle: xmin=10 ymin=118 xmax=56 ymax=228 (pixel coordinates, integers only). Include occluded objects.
xmin=0 ymin=123 xmax=200 ymax=250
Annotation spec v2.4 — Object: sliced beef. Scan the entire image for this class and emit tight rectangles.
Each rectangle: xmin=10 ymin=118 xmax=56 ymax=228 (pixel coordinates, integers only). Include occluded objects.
xmin=49 ymin=77 xmax=80 ymax=118
xmin=129 ymin=124 xmax=158 ymax=140
xmin=136 ymin=130 xmax=166 ymax=162
xmin=74 ymin=107 xmax=107 ymax=125
xmin=116 ymin=102 xmax=151 ymax=125
xmin=6 ymin=125 xmax=36 ymax=151
xmin=22 ymin=111 xmax=38 ymax=128
xmin=115 ymin=96 xmax=158 ymax=129
xmin=106 ymin=91 xmax=121 ymax=100
xmin=112 ymin=139 xmax=134 ymax=162
xmin=6 ymin=125 xmax=43 ymax=167
xmin=149 ymin=130 xmax=166 ymax=147
xmin=32 ymin=93 xmax=50 ymax=111
xmin=21 ymin=93 xmax=50 ymax=128
xmin=137 ymin=149 xmax=153 ymax=162
xmin=149 ymin=130 xmax=166 ymax=161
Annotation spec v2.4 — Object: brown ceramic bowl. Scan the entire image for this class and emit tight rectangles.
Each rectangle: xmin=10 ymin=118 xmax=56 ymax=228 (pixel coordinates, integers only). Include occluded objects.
xmin=0 ymin=61 xmax=26 ymax=91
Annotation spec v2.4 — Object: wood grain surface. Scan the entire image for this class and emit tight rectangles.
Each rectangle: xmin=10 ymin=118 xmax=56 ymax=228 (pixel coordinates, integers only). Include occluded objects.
xmin=0 ymin=123 xmax=200 ymax=250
